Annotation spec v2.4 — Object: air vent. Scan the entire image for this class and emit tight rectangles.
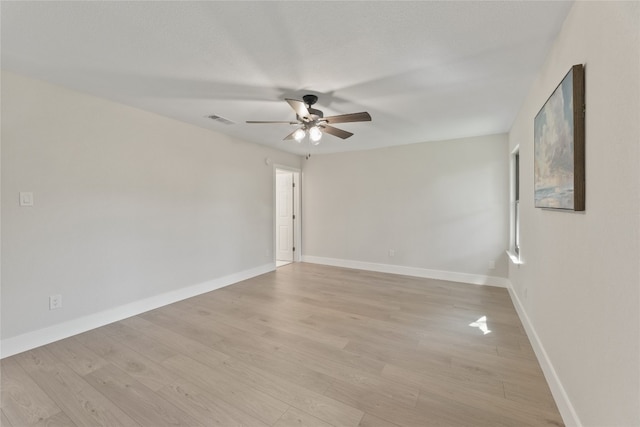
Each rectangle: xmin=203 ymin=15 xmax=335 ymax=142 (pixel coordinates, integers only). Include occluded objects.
xmin=206 ymin=115 xmax=235 ymax=125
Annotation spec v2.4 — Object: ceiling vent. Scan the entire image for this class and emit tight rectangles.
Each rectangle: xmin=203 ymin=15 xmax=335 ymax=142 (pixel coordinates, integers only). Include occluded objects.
xmin=206 ymin=115 xmax=234 ymax=125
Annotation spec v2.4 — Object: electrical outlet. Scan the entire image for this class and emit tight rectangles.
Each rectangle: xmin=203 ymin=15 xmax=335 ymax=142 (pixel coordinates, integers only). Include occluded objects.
xmin=523 ymin=288 xmax=528 ymax=300
xmin=49 ymin=294 xmax=62 ymax=310
xmin=488 ymin=260 xmax=495 ymax=269
xmin=20 ymin=192 xmax=34 ymax=206
xmin=388 ymin=249 xmax=396 ymax=257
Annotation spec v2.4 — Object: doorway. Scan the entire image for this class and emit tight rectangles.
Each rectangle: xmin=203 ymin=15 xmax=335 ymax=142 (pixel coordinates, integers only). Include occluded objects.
xmin=275 ymin=167 xmax=301 ymax=267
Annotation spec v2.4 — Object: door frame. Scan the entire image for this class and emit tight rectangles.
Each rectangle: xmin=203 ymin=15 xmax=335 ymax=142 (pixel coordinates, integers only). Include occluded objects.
xmin=273 ymin=165 xmax=301 ymax=264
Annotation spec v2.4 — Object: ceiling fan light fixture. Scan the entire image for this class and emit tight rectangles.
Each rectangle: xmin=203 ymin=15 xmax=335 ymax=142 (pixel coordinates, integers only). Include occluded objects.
xmin=246 ymin=95 xmax=371 ymax=144
xmin=293 ymin=128 xmax=306 ymax=142
xmin=309 ymin=126 xmax=322 ymax=143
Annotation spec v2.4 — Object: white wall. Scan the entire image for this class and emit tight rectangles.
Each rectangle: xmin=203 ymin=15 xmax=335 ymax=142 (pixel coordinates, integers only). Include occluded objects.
xmin=1 ymin=71 xmax=301 ymax=354
xmin=302 ymin=134 xmax=509 ymax=283
xmin=508 ymin=2 xmax=639 ymax=426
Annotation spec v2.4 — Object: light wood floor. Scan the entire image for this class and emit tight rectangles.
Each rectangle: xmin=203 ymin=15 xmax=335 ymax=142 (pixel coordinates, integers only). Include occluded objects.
xmin=1 ymin=263 xmax=564 ymax=426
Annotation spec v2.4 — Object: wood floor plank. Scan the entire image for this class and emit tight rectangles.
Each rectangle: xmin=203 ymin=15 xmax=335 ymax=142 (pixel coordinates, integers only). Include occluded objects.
xmin=415 ymin=389 xmax=530 ymax=427
xmin=417 ymin=386 xmax=564 ymax=427
xmin=13 ymin=348 xmax=139 ymax=427
xmin=323 ymin=378 xmax=453 ymax=426
xmin=344 ymin=336 xmax=452 ymax=375
xmin=217 ymin=357 xmax=364 ymax=427
xmin=381 ymin=362 xmax=505 ymax=401
xmin=83 ymin=363 xmax=203 ymax=426
xmin=186 ymin=288 xmax=273 ymax=321
xmin=250 ymin=313 xmax=350 ymax=349
xmin=0 ymin=358 xmax=61 ymax=426
xmin=261 ymin=328 xmax=387 ymax=377
xmin=74 ymin=330 xmax=181 ymax=392
xmin=99 ymin=321 xmax=179 ymax=363
xmin=449 ymin=350 xmax=546 ymax=383
xmin=199 ymin=320 xmax=338 ymax=394
xmin=358 ymin=413 xmax=402 ymax=427
xmin=211 ymin=336 xmax=335 ymax=394
xmin=503 ymin=379 xmax=559 ymax=410
xmin=138 ymin=307 xmax=223 ymax=346
xmin=207 ymin=316 xmax=397 ymax=403
xmin=0 ymin=410 xmax=13 ymax=427
xmin=166 ymin=299 xmax=274 ymax=337
xmin=273 ymin=407 xmax=335 ymax=427
xmin=305 ymin=311 xmax=420 ymax=344
xmin=30 ymin=411 xmax=77 ymax=427
xmin=0 ymin=263 xmax=563 ymax=426
xmin=385 ymin=362 xmax=563 ymax=426
xmin=496 ymin=336 xmax=539 ymax=361
xmin=416 ymin=328 xmax=500 ymax=357
xmin=156 ymin=380 xmax=271 ymax=427
xmin=161 ymin=354 xmax=290 ymax=425
xmin=117 ymin=315 xmax=230 ymax=368
xmin=45 ymin=337 xmax=110 ymax=376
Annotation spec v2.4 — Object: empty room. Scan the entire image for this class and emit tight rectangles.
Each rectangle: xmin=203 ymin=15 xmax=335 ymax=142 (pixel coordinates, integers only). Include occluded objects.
xmin=1 ymin=1 xmax=638 ymax=426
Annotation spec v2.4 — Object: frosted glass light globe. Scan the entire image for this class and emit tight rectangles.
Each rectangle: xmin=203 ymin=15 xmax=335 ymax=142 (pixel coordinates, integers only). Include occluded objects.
xmin=309 ymin=126 xmax=322 ymax=142
xmin=293 ymin=128 xmax=306 ymax=142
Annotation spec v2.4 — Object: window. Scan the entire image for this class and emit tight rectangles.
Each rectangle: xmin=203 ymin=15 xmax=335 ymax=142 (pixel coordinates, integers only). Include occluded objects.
xmin=509 ymin=147 xmax=521 ymax=263
xmin=514 ymin=151 xmax=520 ymax=255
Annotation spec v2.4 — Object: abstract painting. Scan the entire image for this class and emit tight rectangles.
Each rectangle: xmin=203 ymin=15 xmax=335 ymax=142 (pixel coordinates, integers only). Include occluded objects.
xmin=534 ymin=64 xmax=585 ymax=211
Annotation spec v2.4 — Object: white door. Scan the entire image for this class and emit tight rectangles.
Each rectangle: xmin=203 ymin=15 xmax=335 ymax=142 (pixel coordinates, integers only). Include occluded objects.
xmin=276 ymin=172 xmax=294 ymax=262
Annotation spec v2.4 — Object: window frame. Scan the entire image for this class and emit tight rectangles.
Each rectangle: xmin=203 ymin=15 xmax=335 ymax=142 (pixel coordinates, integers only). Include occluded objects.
xmin=509 ymin=146 xmax=522 ymax=263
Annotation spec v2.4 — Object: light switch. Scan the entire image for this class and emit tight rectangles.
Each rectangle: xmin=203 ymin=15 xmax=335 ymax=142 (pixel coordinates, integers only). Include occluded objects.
xmin=19 ymin=192 xmax=34 ymax=206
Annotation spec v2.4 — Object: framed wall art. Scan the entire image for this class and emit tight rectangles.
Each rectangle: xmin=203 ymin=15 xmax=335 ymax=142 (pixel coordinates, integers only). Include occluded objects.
xmin=534 ymin=64 xmax=585 ymax=211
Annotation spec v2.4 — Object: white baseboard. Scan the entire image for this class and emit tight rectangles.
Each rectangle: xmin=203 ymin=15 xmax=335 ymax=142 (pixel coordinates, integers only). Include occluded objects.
xmin=301 ymin=255 xmax=510 ymax=287
xmin=506 ymin=282 xmax=581 ymax=427
xmin=1 ymin=263 xmax=275 ymax=359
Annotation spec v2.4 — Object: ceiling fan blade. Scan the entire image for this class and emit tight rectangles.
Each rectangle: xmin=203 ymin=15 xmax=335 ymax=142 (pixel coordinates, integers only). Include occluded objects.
xmin=286 ymin=98 xmax=311 ymax=120
xmin=283 ymin=128 xmax=301 ymax=140
xmin=321 ymin=125 xmax=353 ymax=139
xmin=323 ymin=112 xmax=372 ymax=124
xmin=246 ymin=120 xmax=298 ymax=124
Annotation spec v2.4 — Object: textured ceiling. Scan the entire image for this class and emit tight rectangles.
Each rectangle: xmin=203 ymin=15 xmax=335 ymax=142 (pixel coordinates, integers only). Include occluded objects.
xmin=1 ymin=1 xmax=573 ymax=155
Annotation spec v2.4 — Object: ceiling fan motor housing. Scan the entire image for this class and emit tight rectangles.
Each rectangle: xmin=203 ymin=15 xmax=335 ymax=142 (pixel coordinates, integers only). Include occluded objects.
xmin=302 ymin=94 xmax=318 ymax=106
xmin=302 ymin=94 xmax=323 ymax=119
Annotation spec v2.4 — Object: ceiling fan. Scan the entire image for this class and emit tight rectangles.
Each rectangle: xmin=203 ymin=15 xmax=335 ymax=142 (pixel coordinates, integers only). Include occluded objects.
xmin=246 ymin=94 xmax=371 ymax=144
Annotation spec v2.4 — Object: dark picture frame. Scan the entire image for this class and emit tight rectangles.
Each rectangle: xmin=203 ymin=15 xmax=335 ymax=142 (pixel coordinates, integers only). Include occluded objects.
xmin=534 ymin=64 xmax=585 ymax=211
